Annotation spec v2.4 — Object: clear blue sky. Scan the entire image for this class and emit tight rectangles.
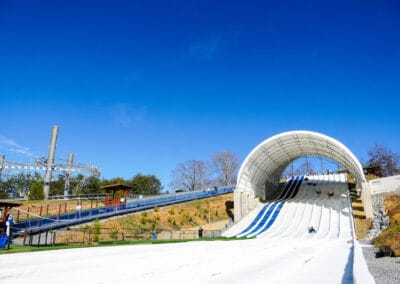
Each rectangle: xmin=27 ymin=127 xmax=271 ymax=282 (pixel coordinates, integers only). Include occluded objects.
xmin=0 ymin=0 xmax=399 ymax=189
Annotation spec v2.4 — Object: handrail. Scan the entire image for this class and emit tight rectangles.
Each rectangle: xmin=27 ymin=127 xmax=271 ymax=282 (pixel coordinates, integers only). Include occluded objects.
xmin=48 ymin=193 xmax=106 ymax=200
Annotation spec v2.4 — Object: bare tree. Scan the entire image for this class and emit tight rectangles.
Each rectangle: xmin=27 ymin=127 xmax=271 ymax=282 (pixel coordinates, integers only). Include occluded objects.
xmin=169 ymin=160 xmax=210 ymax=192
xmin=367 ymin=143 xmax=399 ymax=177
xmin=212 ymin=151 xmax=239 ymax=186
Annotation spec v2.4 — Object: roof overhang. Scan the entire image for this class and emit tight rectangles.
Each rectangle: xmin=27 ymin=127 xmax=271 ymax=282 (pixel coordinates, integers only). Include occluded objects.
xmin=101 ymin=184 xmax=136 ymax=191
xmin=236 ymin=130 xmax=366 ymax=196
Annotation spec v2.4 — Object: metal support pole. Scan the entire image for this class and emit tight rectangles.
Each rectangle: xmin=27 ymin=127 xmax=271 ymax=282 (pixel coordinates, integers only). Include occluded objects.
xmin=64 ymin=153 xmax=73 ymax=198
xmin=44 ymin=125 xmax=59 ymax=199
xmin=291 ymin=161 xmax=294 ymax=176
xmin=320 ymin=157 xmax=324 ymax=174
xmin=305 ymin=155 xmax=309 ymax=175
xmin=0 ymin=155 xmax=4 ymax=180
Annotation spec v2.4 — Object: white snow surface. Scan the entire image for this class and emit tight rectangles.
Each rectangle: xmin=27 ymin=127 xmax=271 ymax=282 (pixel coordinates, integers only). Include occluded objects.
xmin=0 ymin=174 xmax=373 ymax=284
xmin=0 ymin=238 xmax=354 ymax=284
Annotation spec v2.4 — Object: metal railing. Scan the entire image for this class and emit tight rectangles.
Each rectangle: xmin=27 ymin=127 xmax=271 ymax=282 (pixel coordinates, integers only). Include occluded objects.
xmin=11 ymin=185 xmax=235 ymax=236
xmin=48 ymin=193 xmax=106 ymax=200
xmin=21 ymin=227 xmax=224 ymax=247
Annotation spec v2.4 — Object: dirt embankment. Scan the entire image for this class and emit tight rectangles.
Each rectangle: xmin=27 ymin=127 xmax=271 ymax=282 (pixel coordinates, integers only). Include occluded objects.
xmin=57 ymin=193 xmax=234 ymax=243
xmin=102 ymin=193 xmax=234 ymax=231
xmin=372 ymin=194 xmax=400 ymax=256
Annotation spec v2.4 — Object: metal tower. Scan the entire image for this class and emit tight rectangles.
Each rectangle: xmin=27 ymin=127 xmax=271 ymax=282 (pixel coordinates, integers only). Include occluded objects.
xmin=0 ymin=125 xmax=101 ymax=199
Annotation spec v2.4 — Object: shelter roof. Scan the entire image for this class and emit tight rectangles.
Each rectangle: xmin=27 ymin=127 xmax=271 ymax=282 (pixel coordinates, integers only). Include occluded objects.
xmin=101 ymin=184 xmax=136 ymax=191
xmin=0 ymin=202 xmax=22 ymax=208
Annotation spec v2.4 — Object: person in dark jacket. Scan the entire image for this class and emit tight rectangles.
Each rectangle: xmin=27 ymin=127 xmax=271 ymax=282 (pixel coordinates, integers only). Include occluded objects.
xmin=198 ymin=227 xmax=204 ymax=238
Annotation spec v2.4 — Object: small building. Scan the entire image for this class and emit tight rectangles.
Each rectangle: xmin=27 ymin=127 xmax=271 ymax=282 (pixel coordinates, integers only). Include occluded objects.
xmin=101 ymin=184 xmax=136 ymax=207
xmin=0 ymin=202 xmax=21 ymax=234
xmin=363 ymin=165 xmax=383 ymax=177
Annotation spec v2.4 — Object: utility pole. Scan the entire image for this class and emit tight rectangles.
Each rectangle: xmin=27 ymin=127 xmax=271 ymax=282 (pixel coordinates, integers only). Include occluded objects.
xmin=43 ymin=125 xmax=59 ymax=199
xmin=64 ymin=153 xmax=73 ymax=198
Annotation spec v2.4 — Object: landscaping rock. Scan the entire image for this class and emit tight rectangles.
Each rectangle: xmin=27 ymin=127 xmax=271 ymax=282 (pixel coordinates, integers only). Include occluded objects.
xmin=368 ymin=193 xmax=390 ymax=239
xmin=362 ymin=243 xmax=400 ymax=284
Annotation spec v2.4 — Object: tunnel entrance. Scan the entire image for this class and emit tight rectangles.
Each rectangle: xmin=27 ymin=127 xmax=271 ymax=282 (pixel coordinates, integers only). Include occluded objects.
xmin=234 ymin=130 xmax=370 ymax=221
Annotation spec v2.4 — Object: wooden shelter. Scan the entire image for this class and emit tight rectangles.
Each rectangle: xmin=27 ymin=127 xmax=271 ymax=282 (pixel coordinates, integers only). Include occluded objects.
xmin=101 ymin=184 xmax=136 ymax=206
xmin=0 ymin=202 xmax=21 ymax=234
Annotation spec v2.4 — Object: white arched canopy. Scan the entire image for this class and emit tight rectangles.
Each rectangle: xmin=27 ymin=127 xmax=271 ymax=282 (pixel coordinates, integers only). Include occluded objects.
xmin=236 ymin=130 xmax=366 ymax=199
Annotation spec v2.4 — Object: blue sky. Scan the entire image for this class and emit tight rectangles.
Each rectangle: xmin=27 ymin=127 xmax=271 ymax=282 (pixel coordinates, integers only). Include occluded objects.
xmin=0 ymin=0 xmax=399 ymax=189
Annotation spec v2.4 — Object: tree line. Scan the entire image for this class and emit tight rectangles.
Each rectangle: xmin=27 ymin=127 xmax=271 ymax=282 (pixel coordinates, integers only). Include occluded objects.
xmin=0 ymin=173 xmax=162 ymax=200
xmin=0 ymin=150 xmax=240 ymax=199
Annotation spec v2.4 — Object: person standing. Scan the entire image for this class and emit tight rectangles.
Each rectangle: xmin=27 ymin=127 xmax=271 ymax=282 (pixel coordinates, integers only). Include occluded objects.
xmin=76 ymin=204 xmax=82 ymax=219
xmin=198 ymin=226 xmax=204 ymax=238
xmin=5 ymin=214 xmax=14 ymax=250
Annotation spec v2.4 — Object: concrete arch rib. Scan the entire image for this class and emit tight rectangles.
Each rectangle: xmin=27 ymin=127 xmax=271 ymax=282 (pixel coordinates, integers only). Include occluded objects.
xmin=235 ymin=131 xmax=366 ymax=213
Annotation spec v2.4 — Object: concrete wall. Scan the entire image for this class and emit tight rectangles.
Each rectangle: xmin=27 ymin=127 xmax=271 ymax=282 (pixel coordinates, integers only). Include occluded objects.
xmin=369 ymin=175 xmax=400 ymax=195
xmin=234 ymin=190 xmax=260 ymax=222
xmin=361 ymin=182 xmax=374 ymax=219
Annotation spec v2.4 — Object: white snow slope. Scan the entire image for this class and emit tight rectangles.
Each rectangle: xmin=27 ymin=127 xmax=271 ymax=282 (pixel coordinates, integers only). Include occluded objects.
xmin=0 ymin=174 xmax=374 ymax=284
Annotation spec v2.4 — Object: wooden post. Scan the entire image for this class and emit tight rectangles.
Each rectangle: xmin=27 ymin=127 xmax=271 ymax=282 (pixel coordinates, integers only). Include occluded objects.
xmin=64 ymin=203 xmax=67 ymax=213
xmin=27 ymin=207 xmax=30 ymax=219
xmin=39 ymin=206 xmax=43 ymax=216
xmin=46 ymin=204 xmax=49 ymax=215
xmin=16 ymin=210 xmax=20 ymax=223
xmin=23 ymin=229 xmax=27 ymax=246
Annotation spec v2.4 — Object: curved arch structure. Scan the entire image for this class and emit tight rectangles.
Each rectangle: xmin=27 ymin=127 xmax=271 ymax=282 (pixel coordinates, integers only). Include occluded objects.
xmin=234 ymin=130 xmax=372 ymax=221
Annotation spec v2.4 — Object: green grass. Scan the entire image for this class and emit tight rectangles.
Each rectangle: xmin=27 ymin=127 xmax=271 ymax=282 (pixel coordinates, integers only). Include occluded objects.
xmin=0 ymin=236 xmax=249 ymax=255
xmin=0 ymin=243 xmax=89 ymax=254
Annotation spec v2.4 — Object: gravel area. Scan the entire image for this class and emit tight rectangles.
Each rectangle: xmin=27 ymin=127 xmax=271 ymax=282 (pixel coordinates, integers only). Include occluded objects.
xmin=361 ymin=241 xmax=400 ymax=284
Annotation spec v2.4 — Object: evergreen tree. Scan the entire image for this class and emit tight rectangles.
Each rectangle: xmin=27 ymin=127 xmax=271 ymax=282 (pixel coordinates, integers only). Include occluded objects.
xmin=29 ymin=180 xmax=45 ymax=200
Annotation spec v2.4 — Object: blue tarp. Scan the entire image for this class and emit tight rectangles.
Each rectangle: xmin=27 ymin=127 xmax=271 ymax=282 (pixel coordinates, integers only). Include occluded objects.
xmin=0 ymin=233 xmax=8 ymax=249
